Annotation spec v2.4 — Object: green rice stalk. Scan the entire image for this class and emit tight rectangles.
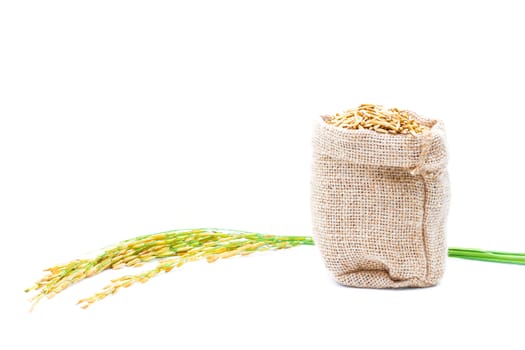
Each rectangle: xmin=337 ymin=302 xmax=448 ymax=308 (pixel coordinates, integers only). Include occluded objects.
xmin=26 ymin=228 xmax=314 ymax=310
xmin=26 ymin=228 xmax=524 ymax=310
xmin=448 ymin=248 xmax=525 ymax=266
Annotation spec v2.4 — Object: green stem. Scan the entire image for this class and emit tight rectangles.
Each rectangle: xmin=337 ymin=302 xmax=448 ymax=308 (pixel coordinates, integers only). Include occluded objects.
xmin=448 ymin=248 xmax=525 ymax=266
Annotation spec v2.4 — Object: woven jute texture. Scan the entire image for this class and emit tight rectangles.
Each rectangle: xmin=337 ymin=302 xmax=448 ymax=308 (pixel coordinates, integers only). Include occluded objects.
xmin=311 ymin=113 xmax=450 ymax=288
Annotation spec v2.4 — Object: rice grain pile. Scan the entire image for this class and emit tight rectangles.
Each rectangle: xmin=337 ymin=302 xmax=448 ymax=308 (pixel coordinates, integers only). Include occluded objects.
xmin=323 ymin=103 xmax=429 ymax=135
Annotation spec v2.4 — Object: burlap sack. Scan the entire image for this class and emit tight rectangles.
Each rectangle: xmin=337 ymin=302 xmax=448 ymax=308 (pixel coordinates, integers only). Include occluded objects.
xmin=311 ymin=113 xmax=450 ymax=288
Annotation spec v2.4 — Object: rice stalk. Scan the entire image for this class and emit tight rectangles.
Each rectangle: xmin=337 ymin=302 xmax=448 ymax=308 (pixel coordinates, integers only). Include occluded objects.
xmin=26 ymin=227 xmax=525 ymax=310
xmin=26 ymin=228 xmax=314 ymax=310
xmin=448 ymin=248 xmax=525 ymax=266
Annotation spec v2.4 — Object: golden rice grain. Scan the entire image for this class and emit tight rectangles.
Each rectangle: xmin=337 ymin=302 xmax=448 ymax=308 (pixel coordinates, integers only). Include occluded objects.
xmin=324 ymin=104 xmax=429 ymax=135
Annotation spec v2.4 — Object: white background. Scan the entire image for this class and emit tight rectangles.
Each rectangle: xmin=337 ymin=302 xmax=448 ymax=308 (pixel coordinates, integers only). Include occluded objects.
xmin=2 ymin=1 xmax=525 ymax=349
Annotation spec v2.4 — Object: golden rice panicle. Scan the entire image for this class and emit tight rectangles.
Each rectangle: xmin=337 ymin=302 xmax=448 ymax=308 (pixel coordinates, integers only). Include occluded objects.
xmin=324 ymin=104 xmax=429 ymax=135
xmin=26 ymin=229 xmax=315 ymax=310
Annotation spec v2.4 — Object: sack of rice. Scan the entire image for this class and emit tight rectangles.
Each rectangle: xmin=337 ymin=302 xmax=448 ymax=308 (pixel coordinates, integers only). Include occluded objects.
xmin=311 ymin=104 xmax=450 ymax=288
